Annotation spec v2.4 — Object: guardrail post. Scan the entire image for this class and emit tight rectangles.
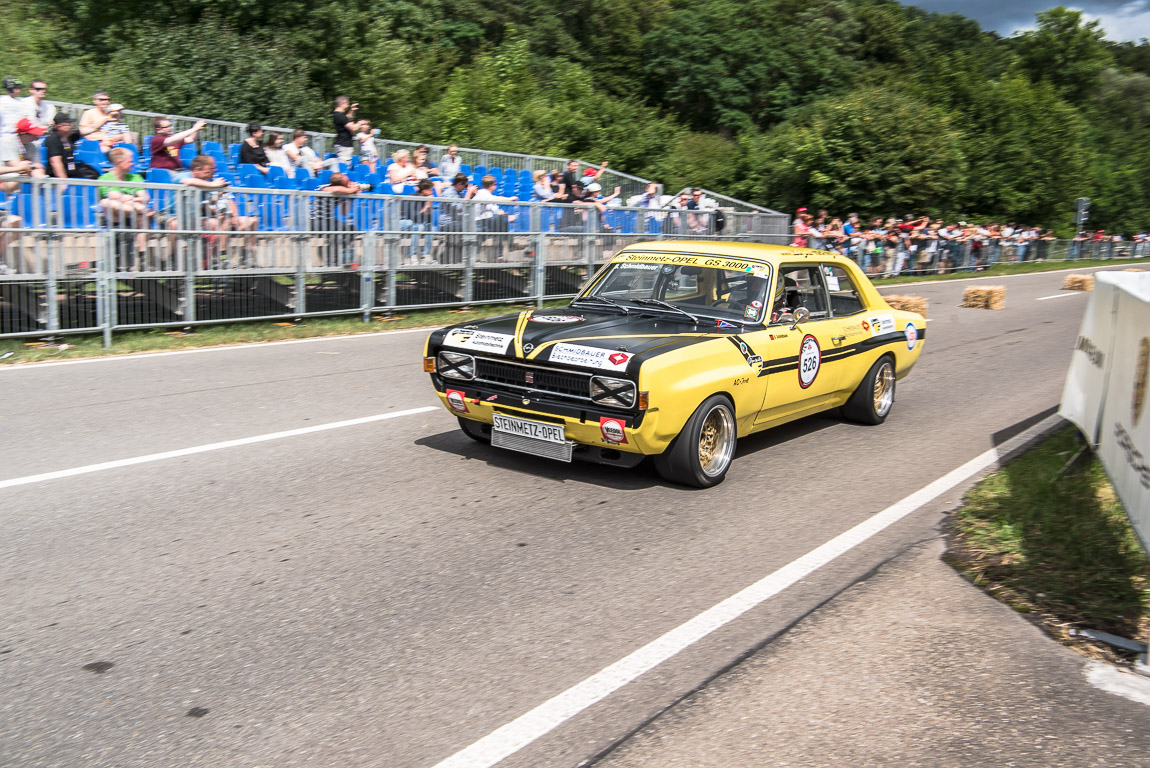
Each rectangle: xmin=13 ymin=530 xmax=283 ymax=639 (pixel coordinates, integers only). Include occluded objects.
xmin=531 ymin=205 xmax=544 ymax=308
xmin=294 ymin=230 xmax=307 ymax=318
xmin=100 ymin=230 xmax=115 ymax=346
xmin=45 ymin=234 xmax=60 ymax=333
xmin=361 ymin=232 xmax=376 ymax=321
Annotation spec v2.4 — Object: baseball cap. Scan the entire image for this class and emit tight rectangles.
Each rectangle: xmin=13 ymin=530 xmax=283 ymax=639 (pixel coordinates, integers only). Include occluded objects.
xmin=3 ymin=77 xmax=23 ymax=92
xmin=586 ymin=182 xmax=602 ymax=193
xmin=54 ymin=113 xmax=73 ymax=124
xmin=796 ymin=207 xmax=808 ymax=213
xmin=15 ymin=118 xmax=45 ymax=137
xmin=107 ymin=103 xmax=124 ymax=112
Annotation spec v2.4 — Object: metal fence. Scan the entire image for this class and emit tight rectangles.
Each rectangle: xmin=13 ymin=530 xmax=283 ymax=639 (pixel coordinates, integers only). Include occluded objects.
xmin=0 ymin=177 xmax=790 ymax=342
xmin=44 ymin=101 xmax=776 ymax=215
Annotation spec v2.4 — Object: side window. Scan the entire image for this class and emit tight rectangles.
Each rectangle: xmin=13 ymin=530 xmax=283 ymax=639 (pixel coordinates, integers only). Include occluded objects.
xmin=822 ymin=264 xmax=866 ymax=316
xmin=770 ymin=265 xmax=830 ymax=324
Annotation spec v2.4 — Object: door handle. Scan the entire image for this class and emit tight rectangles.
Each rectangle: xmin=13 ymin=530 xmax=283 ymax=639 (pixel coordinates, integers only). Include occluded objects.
xmin=831 ymin=335 xmax=846 ymax=343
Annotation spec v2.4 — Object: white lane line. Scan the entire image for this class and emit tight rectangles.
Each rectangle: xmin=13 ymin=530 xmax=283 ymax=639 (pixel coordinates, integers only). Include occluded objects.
xmin=0 ymin=406 xmax=438 ymax=491
xmin=0 ymin=326 xmax=437 ymax=371
xmin=1037 ymin=292 xmax=1086 ymax=301
xmin=428 ymin=415 xmax=1063 ymax=768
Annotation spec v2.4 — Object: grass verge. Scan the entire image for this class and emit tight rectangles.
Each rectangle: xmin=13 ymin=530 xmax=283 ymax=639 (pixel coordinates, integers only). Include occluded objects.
xmin=0 ymin=300 xmax=570 ymax=365
xmin=944 ymin=427 xmax=1150 ymax=664
xmin=871 ymin=257 xmax=1150 ymax=286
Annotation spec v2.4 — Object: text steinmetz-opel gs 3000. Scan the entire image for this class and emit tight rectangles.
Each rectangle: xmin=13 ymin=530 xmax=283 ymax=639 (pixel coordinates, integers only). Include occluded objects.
xmin=424 ymin=241 xmax=925 ymax=487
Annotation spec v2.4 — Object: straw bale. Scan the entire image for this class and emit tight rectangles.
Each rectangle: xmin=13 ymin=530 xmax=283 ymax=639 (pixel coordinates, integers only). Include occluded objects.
xmin=1062 ymin=274 xmax=1094 ymax=291
xmin=961 ymin=285 xmax=1006 ymax=310
xmin=1125 ymin=268 xmax=1146 ymax=272
xmin=884 ymin=294 xmax=929 ymax=317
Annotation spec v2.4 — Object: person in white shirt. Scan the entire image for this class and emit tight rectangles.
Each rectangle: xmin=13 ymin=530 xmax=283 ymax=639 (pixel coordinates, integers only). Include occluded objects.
xmin=438 ymin=144 xmax=463 ymax=179
xmin=20 ymin=79 xmax=54 ymax=165
xmin=283 ymin=129 xmax=322 ymax=175
xmin=0 ymin=77 xmax=32 ymax=165
xmin=472 ymin=174 xmax=517 ymax=261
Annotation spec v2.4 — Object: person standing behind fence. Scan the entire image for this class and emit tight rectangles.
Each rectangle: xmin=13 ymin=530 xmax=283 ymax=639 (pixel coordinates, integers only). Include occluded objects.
xmin=400 ymin=178 xmax=435 ymax=264
xmin=149 ymin=116 xmax=207 ymax=176
xmin=0 ymin=78 xmax=31 ymax=169
xmin=355 ymin=121 xmax=379 ymax=173
xmin=311 ymin=171 xmax=363 ymax=266
xmin=331 ymin=97 xmax=363 ymax=168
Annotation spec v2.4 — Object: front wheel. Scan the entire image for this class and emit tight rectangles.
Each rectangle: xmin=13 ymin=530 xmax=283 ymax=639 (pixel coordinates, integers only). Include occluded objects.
xmin=842 ymin=356 xmax=896 ymax=425
xmin=653 ymin=395 xmax=737 ymax=488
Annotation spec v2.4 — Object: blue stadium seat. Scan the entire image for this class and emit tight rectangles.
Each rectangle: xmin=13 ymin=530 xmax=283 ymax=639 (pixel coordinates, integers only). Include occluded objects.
xmin=316 ymin=169 xmax=332 ymax=185
xmin=202 ymin=141 xmax=223 ymax=156
xmin=473 ymin=165 xmax=487 ymax=179
xmin=77 ymin=149 xmax=110 ymax=173
xmin=228 ymin=143 xmax=241 ymax=169
xmin=460 ymin=163 xmax=472 ymax=176
xmin=258 ymin=193 xmax=292 ymax=231
xmin=240 ymin=173 xmax=269 ymax=189
xmin=146 ymin=168 xmax=173 ymax=184
xmin=293 ymin=167 xmax=311 ymax=187
xmin=60 ymin=186 xmax=100 ymax=229
xmin=11 ymin=194 xmax=50 ymax=228
xmin=272 ymin=174 xmax=297 ymax=190
xmin=267 ymin=166 xmax=287 ymax=184
xmin=141 ymin=135 xmax=153 ymax=158
xmin=178 ymin=144 xmax=198 ymax=168
xmin=78 ymin=138 xmax=102 ymax=154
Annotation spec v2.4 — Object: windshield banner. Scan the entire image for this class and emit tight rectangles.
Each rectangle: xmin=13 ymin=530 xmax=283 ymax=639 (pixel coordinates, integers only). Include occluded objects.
xmin=615 ymin=252 xmax=769 ymax=276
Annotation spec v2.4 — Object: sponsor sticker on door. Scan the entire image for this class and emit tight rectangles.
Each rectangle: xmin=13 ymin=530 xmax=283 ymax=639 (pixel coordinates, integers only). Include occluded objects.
xmin=550 ymin=343 xmax=633 ymax=371
xmin=867 ymin=313 xmax=897 ymax=337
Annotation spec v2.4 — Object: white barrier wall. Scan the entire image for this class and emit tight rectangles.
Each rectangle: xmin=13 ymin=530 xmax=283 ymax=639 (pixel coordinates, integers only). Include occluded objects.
xmin=1060 ymin=271 xmax=1150 ymax=548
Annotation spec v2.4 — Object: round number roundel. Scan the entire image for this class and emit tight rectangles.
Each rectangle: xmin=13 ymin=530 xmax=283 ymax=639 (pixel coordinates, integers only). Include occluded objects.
xmin=798 ymin=334 xmax=821 ymax=389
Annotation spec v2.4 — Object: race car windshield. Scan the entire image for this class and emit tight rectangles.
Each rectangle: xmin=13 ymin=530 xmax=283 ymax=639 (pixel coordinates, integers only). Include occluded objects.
xmin=582 ymin=260 xmax=771 ymax=323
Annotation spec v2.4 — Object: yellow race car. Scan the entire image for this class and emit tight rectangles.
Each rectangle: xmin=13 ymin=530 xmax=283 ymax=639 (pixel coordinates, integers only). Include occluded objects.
xmin=423 ymin=242 xmax=925 ymax=487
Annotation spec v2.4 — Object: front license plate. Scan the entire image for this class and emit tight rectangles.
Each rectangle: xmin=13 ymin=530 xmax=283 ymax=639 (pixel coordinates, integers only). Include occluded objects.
xmin=492 ymin=413 xmax=566 ymax=444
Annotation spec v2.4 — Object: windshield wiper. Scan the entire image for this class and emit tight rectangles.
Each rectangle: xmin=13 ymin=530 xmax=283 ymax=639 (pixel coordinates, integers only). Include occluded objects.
xmin=573 ymin=295 xmax=630 ymax=314
xmin=631 ymin=298 xmax=700 ymax=324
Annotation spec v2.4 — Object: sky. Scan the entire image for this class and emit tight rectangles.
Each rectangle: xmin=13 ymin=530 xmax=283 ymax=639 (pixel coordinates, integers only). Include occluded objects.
xmin=908 ymin=0 xmax=1150 ymax=40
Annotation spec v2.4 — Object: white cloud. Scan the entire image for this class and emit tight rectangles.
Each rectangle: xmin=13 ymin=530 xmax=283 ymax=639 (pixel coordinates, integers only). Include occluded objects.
xmin=1081 ymin=1 xmax=1150 ymax=42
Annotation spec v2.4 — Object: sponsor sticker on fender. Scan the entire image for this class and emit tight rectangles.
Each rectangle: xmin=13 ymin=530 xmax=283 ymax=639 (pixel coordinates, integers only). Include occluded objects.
xmin=906 ymin=323 xmax=918 ymax=351
xmin=799 ymin=334 xmax=821 ymax=389
xmin=530 ymin=314 xmax=584 ymax=324
xmin=550 ymin=343 xmax=633 ymax=371
xmin=445 ymin=389 xmax=469 ymax=413
xmin=600 ymin=417 xmax=628 ymax=444
xmin=444 ymin=328 xmax=514 ymax=355
xmin=867 ymin=313 xmax=897 ymax=337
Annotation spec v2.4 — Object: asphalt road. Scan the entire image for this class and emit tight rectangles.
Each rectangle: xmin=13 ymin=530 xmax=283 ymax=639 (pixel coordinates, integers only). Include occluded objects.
xmin=2 ymin=264 xmax=1147 ymax=768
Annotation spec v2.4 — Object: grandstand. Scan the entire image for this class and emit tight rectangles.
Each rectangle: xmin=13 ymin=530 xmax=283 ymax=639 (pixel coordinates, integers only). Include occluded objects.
xmin=0 ymin=103 xmax=788 ymax=341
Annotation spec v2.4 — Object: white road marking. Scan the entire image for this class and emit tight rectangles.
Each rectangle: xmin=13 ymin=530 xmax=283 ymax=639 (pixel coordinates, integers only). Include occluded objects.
xmin=1037 ymin=292 xmax=1087 ymax=301
xmin=0 ymin=406 xmax=438 ymax=491
xmin=428 ymin=415 xmax=1063 ymax=768
xmin=0 ymin=326 xmax=437 ymax=371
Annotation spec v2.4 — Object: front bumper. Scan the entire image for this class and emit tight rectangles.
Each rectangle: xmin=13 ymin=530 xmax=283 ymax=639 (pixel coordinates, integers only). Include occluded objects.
xmin=431 ymin=376 xmax=668 ymax=458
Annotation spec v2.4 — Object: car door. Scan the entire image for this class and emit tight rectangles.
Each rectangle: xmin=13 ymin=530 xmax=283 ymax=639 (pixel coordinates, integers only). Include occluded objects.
xmin=754 ymin=263 xmax=846 ymax=424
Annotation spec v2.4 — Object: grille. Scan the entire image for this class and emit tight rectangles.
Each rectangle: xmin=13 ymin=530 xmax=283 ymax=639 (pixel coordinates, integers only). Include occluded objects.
xmin=492 ymin=430 xmax=575 ymax=462
xmin=475 ymin=358 xmax=590 ymax=399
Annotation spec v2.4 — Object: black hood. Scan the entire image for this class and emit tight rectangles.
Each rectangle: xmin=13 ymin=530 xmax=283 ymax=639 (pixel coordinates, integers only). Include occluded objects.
xmin=430 ymin=308 xmax=745 ymax=375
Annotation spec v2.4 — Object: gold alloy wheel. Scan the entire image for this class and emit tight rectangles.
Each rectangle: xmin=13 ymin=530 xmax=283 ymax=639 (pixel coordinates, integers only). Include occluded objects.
xmin=873 ymin=360 xmax=895 ymax=417
xmin=698 ymin=404 xmax=736 ymax=477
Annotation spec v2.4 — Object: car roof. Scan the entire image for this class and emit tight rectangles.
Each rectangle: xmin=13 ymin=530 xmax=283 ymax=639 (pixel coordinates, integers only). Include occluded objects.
xmin=613 ymin=241 xmax=848 ymax=266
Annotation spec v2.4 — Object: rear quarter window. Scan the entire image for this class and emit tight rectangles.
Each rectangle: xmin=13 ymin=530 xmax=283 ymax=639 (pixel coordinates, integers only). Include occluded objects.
xmin=823 ymin=264 xmax=866 ymax=316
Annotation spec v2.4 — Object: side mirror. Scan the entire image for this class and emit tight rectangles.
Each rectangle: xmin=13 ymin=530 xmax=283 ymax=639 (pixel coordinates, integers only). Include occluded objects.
xmin=790 ymin=307 xmax=811 ymax=329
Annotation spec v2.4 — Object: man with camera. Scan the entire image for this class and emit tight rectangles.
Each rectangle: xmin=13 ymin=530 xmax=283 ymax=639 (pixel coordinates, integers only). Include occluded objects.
xmin=331 ymin=97 xmax=364 ymax=167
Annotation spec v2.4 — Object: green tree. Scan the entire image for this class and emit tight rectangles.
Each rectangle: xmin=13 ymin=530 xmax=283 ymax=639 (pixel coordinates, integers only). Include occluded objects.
xmin=105 ymin=16 xmax=326 ymax=129
xmin=735 ymin=88 xmax=966 ymax=217
xmin=1013 ymin=6 xmax=1113 ymax=103
xmin=642 ymin=0 xmax=859 ymax=134
xmin=959 ymin=76 xmax=1088 ymax=225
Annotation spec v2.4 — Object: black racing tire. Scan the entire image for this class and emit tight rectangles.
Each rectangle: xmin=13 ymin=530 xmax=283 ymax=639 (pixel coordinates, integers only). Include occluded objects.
xmin=653 ymin=394 xmax=737 ymax=488
xmin=842 ymin=356 xmax=896 ymax=425
xmin=457 ymin=416 xmax=491 ymax=443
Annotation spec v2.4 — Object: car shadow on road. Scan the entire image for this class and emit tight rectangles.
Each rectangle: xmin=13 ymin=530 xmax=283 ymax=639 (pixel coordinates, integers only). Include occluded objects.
xmin=415 ymin=411 xmax=846 ymax=490
xmin=414 ymin=430 xmax=663 ymax=490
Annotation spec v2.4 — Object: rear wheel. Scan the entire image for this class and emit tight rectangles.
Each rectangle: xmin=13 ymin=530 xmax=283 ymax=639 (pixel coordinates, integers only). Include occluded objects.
xmin=653 ymin=395 xmax=737 ymax=488
xmin=457 ymin=417 xmax=491 ymax=443
xmin=842 ymin=356 xmax=896 ymax=425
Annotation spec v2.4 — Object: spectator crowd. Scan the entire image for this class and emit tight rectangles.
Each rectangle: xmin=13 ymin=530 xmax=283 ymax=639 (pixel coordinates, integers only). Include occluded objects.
xmin=790 ymin=209 xmax=1149 ymax=277
xmin=3 ymin=77 xmax=1149 ymax=274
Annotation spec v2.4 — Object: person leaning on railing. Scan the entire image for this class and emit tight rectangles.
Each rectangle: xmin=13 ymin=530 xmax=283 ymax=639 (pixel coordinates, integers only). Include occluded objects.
xmin=310 ymin=171 xmax=363 ymax=266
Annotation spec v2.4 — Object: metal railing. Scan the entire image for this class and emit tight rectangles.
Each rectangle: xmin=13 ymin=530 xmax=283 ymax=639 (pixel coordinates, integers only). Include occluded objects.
xmin=0 ymin=176 xmax=790 ymax=342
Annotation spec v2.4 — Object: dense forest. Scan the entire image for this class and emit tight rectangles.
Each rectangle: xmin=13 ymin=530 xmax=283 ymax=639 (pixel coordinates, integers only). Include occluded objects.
xmin=5 ymin=0 xmax=1150 ymax=233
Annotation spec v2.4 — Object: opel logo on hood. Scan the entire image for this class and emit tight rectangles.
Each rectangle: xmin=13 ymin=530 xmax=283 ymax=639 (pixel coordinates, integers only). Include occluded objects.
xmin=523 ymin=343 xmax=534 ymax=354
